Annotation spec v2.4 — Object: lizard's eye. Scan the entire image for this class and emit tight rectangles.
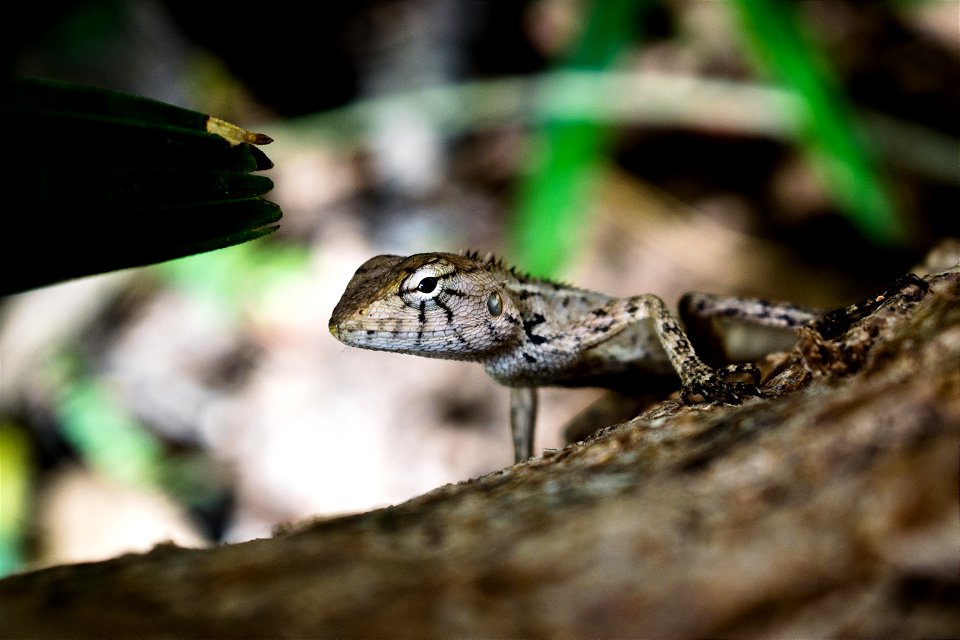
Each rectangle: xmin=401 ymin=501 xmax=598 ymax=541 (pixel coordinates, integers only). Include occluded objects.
xmin=486 ymin=291 xmax=503 ymax=317
xmin=417 ymin=277 xmax=438 ymax=294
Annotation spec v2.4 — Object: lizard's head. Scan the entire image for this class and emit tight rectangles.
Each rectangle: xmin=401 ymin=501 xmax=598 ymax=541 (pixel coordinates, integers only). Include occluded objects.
xmin=329 ymin=252 xmax=523 ymax=360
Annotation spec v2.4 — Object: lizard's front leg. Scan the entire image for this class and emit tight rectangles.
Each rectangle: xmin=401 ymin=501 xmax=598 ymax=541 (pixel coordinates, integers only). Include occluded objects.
xmin=578 ymin=294 xmax=762 ymax=405
xmin=509 ymin=387 xmax=537 ymax=462
xmin=640 ymin=295 xmax=761 ymax=403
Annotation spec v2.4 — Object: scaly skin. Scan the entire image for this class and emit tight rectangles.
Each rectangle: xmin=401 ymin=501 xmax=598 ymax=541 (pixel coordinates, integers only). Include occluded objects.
xmin=330 ymin=251 xmax=780 ymax=462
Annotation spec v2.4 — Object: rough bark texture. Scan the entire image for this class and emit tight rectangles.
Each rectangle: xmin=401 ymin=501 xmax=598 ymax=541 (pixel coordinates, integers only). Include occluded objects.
xmin=1 ymin=269 xmax=958 ymax=639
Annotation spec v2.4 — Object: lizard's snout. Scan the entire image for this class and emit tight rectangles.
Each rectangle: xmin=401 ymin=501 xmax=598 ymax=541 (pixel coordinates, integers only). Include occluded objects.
xmin=328 ymin=316 xmax=348 ymax=341
xmin=328 ymin=315 xmax=368 ymax=346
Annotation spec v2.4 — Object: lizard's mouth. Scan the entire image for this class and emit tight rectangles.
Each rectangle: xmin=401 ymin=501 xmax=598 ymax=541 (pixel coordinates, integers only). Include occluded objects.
xmin=329 ymin=319 xmax=366 ymax=345
xmin=329 ymin=318 xmax=365 ymax=344
xmin=328 ymin=318 xmax=396 ymax=349
xmin=330 ymin=317 xmax=475 ymax=359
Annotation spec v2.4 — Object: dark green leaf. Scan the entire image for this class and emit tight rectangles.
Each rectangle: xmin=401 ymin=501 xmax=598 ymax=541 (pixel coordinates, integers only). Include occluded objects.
xmin=0 ymin=78 xmax=283 ymax=295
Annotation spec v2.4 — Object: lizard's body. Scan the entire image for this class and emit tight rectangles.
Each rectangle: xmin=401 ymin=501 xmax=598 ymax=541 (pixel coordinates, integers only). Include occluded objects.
xmin=330 ymin=251 xmax=820 ymax=462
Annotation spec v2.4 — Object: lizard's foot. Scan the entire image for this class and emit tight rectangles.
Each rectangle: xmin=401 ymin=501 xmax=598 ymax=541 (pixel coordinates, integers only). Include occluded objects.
xmin=680 ymin=365 xmax=761 ymax=405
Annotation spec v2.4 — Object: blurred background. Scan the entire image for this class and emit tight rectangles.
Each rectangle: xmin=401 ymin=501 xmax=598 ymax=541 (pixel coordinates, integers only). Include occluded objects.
xmin=1 ymin=0 xmax=957 ymax=576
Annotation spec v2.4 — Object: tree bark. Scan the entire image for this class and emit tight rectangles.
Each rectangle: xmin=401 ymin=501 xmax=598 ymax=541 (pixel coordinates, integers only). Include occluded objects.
xmin=2 ymin=269 xmax=958 ymax=639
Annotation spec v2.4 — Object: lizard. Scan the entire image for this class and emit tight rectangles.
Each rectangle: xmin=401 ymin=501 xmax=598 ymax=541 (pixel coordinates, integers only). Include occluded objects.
xmin=328 ymin=250 xmax=881 ymax=463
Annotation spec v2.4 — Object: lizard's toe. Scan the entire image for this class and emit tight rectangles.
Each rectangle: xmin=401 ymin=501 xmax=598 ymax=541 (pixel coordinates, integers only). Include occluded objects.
xmin=681 ymin=373 xmax=761 ymax=405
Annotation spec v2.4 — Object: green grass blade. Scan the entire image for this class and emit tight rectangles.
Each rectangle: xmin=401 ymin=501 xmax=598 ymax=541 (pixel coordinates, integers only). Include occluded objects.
xmin=509 ymin=0 xmax=639 ymax=277
xmin=732 ymin=0 xmax=908 ymax=245
xmin=0 ymin=423 xmax=31 ymax=577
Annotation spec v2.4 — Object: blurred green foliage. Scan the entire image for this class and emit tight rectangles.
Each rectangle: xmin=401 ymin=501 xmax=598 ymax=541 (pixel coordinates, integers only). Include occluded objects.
xmin=56 ymin=374 xmax=163 ymax=489
xmin=157 ymin=240 xmax=310 ymax=317
xmin=733 ymin=0 xmax=907 ymax=246
xmin=0 ymin=423 xmax=31 ymax=575
xmin=510 ymin=0 xmax=638 ymax=277
xmin=509 ymin=0 xmax=911 ymax=278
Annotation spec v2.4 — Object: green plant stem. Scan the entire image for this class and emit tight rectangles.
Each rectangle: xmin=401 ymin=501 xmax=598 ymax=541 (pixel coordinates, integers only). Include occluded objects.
xmin=508 ymin=0 xmax=640 ymax=277
xmin=733 ymin=0 xmax=908 ymax=245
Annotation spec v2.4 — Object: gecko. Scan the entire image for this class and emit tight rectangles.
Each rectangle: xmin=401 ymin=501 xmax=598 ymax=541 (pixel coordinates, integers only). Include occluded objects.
xmin=328 ymin=250 xmax=868 ymax=463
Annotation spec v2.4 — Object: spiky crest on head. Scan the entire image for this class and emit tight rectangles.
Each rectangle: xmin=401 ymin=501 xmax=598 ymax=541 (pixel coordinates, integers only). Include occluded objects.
xmin=459 ymin=249 xmax=567 ymax=288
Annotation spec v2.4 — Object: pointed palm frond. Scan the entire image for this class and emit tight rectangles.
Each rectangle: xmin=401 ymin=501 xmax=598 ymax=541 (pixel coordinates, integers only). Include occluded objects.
xmin=1 ymin=78 xmax=282 ymax=295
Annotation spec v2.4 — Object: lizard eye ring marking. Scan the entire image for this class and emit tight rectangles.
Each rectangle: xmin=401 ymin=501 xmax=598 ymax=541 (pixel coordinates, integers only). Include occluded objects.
xmin=487 ymin=291 xmax=503 ymax=317
xmin=401 ymin=264 xmax=452 ymax=307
